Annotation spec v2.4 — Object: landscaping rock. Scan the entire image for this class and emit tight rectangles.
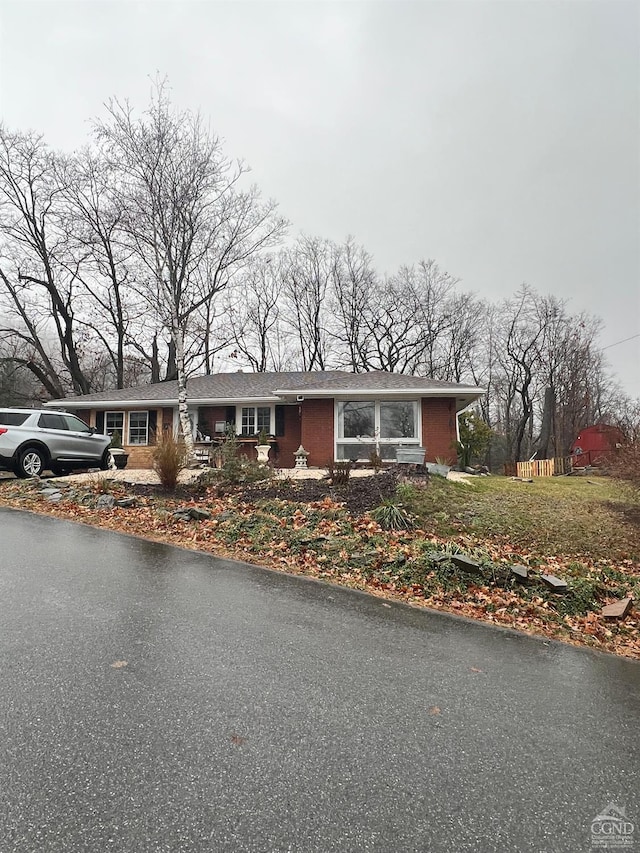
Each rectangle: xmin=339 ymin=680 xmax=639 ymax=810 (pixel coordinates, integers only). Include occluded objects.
xmin=601 ymin=597 xmax=633 ymax=619
xmin=540 ymin=573 xmax=568 ymax=592
xmin=173 ymin=506 xmax=212 ymax=521
xmin=426 ymin=551 xmax=450 ymax=563
xmin=96 ymin=494 xmax=116 ymax=510
xmin=115 ymin=497 xmax=137 ymax=508
xmin=189 ymin=507 xmax=211 ymax=520
xmin=46 ymin=492 xmax=63 ymax=503
xmin=172 ymin=510 xmax=193 ymax=522
xmin=511 ymin=565 xmax=530 ymax=582
xmin=450 ymin=555 xmax=483 ymax=574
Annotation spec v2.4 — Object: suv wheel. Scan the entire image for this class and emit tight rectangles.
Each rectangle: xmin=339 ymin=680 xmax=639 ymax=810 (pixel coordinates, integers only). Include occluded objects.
xmin=16 ymin=446 xmax=47 ymax=478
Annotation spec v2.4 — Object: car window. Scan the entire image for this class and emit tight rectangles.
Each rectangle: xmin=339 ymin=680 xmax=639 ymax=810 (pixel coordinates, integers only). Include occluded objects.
xmin=63 ymin=415 xmax=92 ymax=433
xmin=0 ymin=411 xmax=30 ymax=426
xmin=38 ymin=413 xmax=68 ymax=430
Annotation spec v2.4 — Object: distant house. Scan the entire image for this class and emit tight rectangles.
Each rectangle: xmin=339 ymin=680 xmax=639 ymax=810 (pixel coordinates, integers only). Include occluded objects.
xmin=44 ymin=371 xmax=485 ymax=469
xmin=571 ymin=424 xmax=624 ymax=466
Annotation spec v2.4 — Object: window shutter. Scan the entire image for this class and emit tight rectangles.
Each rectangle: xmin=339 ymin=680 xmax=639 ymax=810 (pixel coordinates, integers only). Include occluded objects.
xmin=96 ymin=411 xmax=105 ymax=433
xmin=226 ymin=406 xmax=236 ymax=427
xmin=148 ymin=410 xmax=158 ymax=444
xmin=275 ymin=405 xmax=285 ymax=437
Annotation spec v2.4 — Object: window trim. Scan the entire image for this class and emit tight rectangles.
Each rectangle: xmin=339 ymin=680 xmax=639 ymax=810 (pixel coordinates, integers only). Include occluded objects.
xmin=334 ymin=399 xmax=421 ymax=461
xmin=104 ymin=411 xmax=125 ymax=439
xmin=236 ymin=404 xmax=275 ymax=437
xmin=128 ymin=410 xmax=149 ymax=446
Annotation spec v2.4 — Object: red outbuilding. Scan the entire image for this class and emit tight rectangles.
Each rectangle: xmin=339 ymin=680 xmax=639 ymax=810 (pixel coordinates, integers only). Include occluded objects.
xmin=571 ymin=424 xmax=624 ymax=466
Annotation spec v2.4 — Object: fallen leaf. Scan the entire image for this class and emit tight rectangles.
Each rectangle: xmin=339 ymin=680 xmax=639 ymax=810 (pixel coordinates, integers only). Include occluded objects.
xmin=470 ymin=667 xmax=483 ymax=673
xmin=429 ymin=706 xmax=441 ymax=715
xmin=230 ymin=734 xmax=247 ymax=746
xmin=110 ymin=660 xmax=128 ymax=668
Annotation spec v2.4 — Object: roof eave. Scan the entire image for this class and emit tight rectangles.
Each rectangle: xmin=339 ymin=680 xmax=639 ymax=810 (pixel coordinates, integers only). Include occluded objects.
xmin=275 ymin=386 xmax=486 ymax=400
xmin=45 ymin=395 xmax=284 ymax=409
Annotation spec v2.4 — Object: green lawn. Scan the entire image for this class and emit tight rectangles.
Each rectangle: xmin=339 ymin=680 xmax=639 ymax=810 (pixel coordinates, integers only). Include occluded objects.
xmin=401 ymin=474 xmax=640 ymax=563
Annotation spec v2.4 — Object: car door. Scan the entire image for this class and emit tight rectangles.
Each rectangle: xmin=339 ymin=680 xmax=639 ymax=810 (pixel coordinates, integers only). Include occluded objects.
xmin=61 ymin=414 xmax=102 ymax=461
xmin=37 ymin=412 xmax=71 ymax=460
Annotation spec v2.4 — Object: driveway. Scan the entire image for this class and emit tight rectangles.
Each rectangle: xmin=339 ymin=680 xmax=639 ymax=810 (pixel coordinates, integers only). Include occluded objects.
xmin=0 ymin=508 xmax=638 ymax=852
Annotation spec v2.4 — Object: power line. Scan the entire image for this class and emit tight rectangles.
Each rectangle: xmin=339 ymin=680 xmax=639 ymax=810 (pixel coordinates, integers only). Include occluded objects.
xmin=601 ymin=333 xmax=640 ymax=351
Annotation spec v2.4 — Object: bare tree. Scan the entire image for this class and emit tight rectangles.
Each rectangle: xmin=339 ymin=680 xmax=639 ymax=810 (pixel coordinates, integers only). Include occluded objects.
xmin=281 ymin=235 xmax=335 ymax=371
xmin=57 ymin=149 xmax=150 ymax=389
xmin=223 ymin=254 xmax=287 ymax=371
xmin=94 ymin=81 xmax=286 ymax=454
xmin=355 ymin=261 xmax=459 ymax=375
xmin=0 ymin=127 xmax=93 ymax=396
xmin=327 ymin=237 xmax=377 ymax=372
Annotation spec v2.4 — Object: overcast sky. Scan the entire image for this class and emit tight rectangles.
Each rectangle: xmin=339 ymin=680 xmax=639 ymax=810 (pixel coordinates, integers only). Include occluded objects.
xmin=0 ymin=0 xmax=638 ymax=396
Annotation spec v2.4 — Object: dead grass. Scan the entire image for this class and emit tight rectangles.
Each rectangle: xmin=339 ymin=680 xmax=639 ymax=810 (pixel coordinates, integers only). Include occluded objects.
xmin=403 ymin=474 xmax=640 ymax=562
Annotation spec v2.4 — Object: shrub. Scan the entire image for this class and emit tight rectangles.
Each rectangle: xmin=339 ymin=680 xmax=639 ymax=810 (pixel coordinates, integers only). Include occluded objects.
xmin=152 ymin=431 xmax=188 ymax=489
xmin=606 ymin=441 xmax=640 ymax=492
xmin=370 ymin=499 xmax=415 ymax=530
xmin=219 ymin=430 xmax=245 ymax=484
xmin=326 ymin=460 xmax=352 ymax=488
xmin=369 ymin=450 xmax=383 ymax=472
xmin=217 ymin=430 xmax=274 ymax=485
xmin=456 ymin=411 xmax=493 ymax=468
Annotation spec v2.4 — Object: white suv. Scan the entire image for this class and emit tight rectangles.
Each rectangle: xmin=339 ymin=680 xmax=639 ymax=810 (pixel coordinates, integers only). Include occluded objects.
xmin=0 ymin=409 xmax=112 ymax=478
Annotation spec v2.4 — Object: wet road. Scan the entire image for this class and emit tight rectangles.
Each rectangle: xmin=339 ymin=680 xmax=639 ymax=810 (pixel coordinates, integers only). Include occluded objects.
xmin=0 ymin=508 xmax=638 ymax=853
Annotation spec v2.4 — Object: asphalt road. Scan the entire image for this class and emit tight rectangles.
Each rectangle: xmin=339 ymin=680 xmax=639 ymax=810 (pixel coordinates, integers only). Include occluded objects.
xmin=0 ymin=508 xmax=638 ymax=853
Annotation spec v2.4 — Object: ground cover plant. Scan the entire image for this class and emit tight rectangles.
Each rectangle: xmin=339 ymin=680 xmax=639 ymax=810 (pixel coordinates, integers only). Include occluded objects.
xmin=0 ymin=469 xmax=638 ymax=659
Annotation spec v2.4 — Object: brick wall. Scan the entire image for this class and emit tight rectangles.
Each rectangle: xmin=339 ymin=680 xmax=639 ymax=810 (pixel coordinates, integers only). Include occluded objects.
xmin=196 ymin=406 xmax=227 ymax=436
xmin=422 ymin=398 xmax=457 ymax=464
xmin=300 ymin=399 xmax=334 ymax=468
xmin=276 ymin=405 xmax=302 ymax=467
xmin=162 ymin=407 xmax=174 ymax=433
xmin=126 ymin=446 xmax=155 ymax=469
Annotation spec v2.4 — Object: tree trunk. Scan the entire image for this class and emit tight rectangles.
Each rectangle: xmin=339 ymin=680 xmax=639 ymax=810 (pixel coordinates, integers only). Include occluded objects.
xmin=537 ymin=386 xmax=555 ymax=459
xmin=172 ymin=316 xmax=195 ymax=461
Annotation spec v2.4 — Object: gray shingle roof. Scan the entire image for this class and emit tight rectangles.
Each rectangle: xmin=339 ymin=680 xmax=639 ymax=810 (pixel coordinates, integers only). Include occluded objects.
xmin=48 ymin=370 xmax=484 ymax=406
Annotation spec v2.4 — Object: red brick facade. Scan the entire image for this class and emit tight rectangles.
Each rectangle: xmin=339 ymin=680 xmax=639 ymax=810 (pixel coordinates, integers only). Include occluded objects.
xmin=162 ymin=407 xmax=174 ymax=434
xmin=196 ymin=406 xmax=228 ymax=435
xmin=276 ymin=405 xmax=302 ymax=467
xmin=300 ymin=399 xmax=335 ymax=468
xmin=422 ymin=398 xmax=457 ymax=464
xmin=84 ymin=396 xmax=460 ymax=469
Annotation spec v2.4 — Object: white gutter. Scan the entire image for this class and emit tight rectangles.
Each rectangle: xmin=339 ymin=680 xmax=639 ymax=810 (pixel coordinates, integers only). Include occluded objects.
xmin=274 ymin=387 xmax=486 ymax=398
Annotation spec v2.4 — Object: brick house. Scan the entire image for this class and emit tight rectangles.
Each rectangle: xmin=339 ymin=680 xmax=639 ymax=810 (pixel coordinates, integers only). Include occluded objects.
xmin=45 ymin=371 xmax=484 ymax=469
